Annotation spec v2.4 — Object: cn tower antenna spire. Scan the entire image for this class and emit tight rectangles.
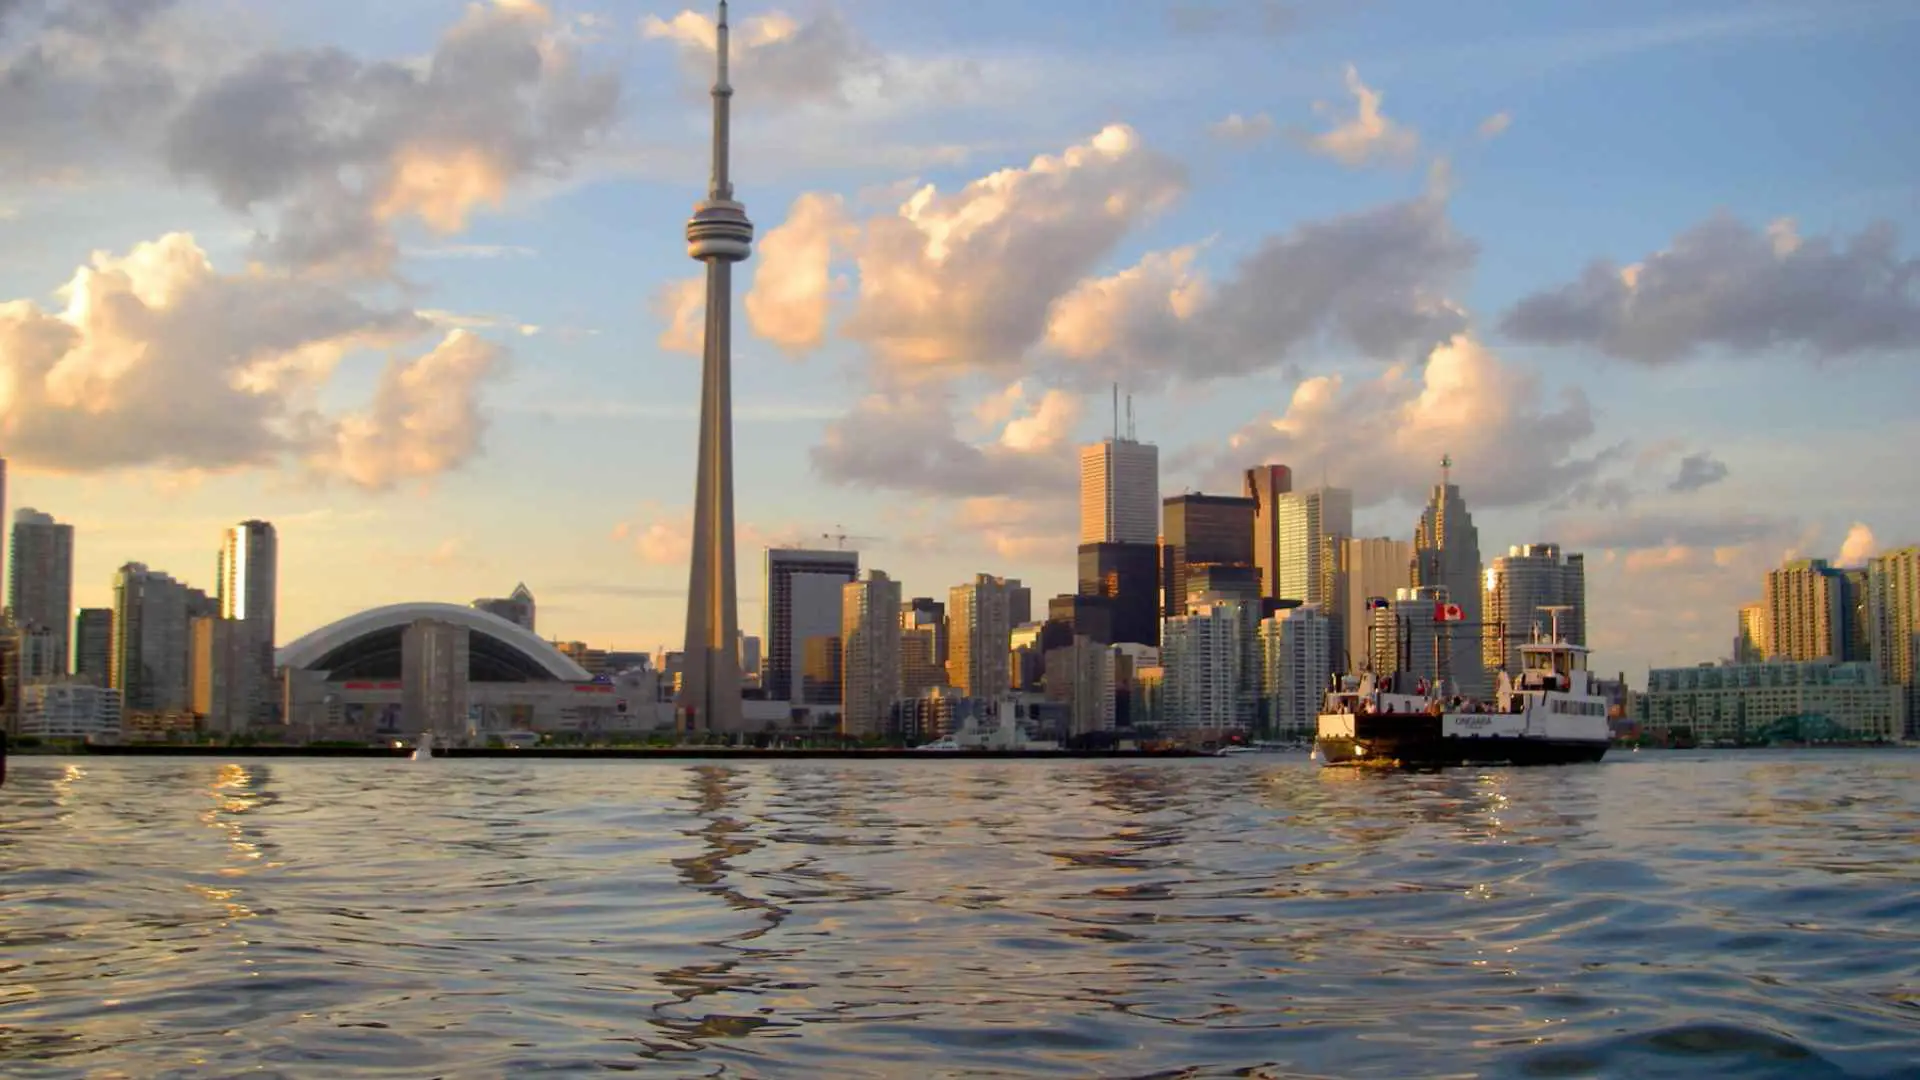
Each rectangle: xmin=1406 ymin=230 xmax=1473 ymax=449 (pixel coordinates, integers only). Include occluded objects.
xmin=710 ymin=0 xmax=734 ymax=200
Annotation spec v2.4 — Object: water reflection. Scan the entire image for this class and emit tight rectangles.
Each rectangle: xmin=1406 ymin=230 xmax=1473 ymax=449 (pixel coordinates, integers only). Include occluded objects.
xmin=0 ymin=753 xmax=1914 ymax=1078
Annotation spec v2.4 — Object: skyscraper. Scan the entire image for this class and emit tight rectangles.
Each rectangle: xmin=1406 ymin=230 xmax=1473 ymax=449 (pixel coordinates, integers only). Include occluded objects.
xmin=841 ymin=570 xmax=902 ymax=737
xmin=1080 ymin=437 xmax=1159 ymax=545
xmin=679 ymin=0 xmax=755 ymax=733
xmin=1765 ymin=558 xmax=1844 ymax=662
xmin=9 ymin=508 xmax=74 ymax=674
xmin=1865 ymin=547 xmax=1920 ymax=738
xmin=1332 ymin=536 xmax=1412 ymax=673
xmin=764 ymin=548 xmax=858 ymax=703
xmin=1483 ymin=543 xmax=1587 ymax=677
xmin=1411 ymin=456 xmax=1485 ymax=695
xmin=1274 ymin=485 xmax=1353 ymax=604
xmin=949 ymin=574 xmax=1020 ymax=697
xmin=1160 ymin=493 xmax=1256 ymax=618
xmin=473 ymin=584 xmax=536 ymax=632
xmin=1735 ymin=601 xmax=1769 ymax=663
xmin=1244 ymin=464 xmax=1293 ymax=599
xmin=218 ymin=519 xmax=278 ymax=727
xmin=1077 ymin=542 xmax=1158 ymax=646
xmin=113 ymin=563 xmax=200 ymax=714
xmin=75 ymin=608 xmax=113 ymax=685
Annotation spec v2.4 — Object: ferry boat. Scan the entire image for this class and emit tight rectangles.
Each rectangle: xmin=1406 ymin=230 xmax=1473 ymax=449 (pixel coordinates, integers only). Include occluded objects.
xmin=1315 ymin=608 xmax=1609 ymax=768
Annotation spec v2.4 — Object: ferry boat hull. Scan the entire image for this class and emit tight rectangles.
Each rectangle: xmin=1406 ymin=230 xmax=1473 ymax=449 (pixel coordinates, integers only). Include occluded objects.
xmin=1315 ymin=713 xmax=1607 ymax=767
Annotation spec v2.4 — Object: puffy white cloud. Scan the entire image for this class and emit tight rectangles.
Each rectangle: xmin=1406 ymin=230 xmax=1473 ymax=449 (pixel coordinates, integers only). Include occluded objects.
xmin=315 ymin=329 xmax=505 ymax=490
xmin=744 ymin=192 xmax=854 ymax=354
xmin=954 ymin=495 xmax=1077 ymax=561
xmin=1208 ymin=112 xmax=1275 ymax=143
xmin=1294 ymin=64 xmax=1419 ymax=168
xmin=0 ymin=232 xmax=506 ymax=485
xmin=1216 ymin=334 xmax=1599 ymax=508
xmin=642 ymin=6 xmax=886 ymax=109
xmin=1502 ymin=214 xmax=1920 ymax=363
xmin=615 ymin=503 xmax=802 ymax=566
xmin=653 ymin=275 xmax=705 ymax=356
xmin=812 ymin=385 xmax=1079 ymax=498
xmin=164 ymin=0 xmax=618 ymax=276
xmin=1837 ymin=522 xmax=1877 ymax=567
xmin=1477 ymin=111 xmax=1512 ymax=141
xmin=837 ymin=124 xmax=1187 ymax=377
xmin=1668 ymin=450 xmax=1730 ymax=492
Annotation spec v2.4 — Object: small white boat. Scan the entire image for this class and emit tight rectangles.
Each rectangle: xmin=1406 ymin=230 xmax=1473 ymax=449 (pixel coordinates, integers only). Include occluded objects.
xmin=411 ymin=732 xmax=435 ymax=761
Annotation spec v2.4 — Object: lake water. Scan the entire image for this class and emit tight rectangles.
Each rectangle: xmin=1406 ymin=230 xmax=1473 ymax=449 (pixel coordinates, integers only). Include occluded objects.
xmin=2 ymin=751 xmax=1917 ymax=1078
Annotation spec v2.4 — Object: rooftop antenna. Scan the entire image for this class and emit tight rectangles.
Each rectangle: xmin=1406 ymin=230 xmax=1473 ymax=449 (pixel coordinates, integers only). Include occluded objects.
xmin=1440 ymin=452 xmax=1453 ymax=489
xmin=1111 ymin=382 xmax=1119 ymax=441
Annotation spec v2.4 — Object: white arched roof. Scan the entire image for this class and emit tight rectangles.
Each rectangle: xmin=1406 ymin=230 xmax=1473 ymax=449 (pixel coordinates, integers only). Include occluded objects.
xmin=275 ymin=602 xmax=592 ymax=681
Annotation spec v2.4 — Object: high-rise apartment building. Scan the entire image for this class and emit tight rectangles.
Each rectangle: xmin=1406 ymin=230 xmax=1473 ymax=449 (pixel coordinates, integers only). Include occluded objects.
xmin=1411 ymin=458 xmax=1485 ymax=695
xmin=1865 ymin=547 xmax=1920 ymax=737
xmin=9 ymin=508 xmax=74 ymax=674
xmin=1369 ymin=586 xmax=1447 ymax=689
xmin=841 ymin=571 xmax=902 ymax=737
xmin=112 ymin=563 xmax=206 ymax=714
xmin=1272 ymin=486 xmax=1352 ymax=605
xmin=900 ymin=624 xmax=944 ymax=698
xmin=764 ymin=548 xmax=859 ymax=702
xmin=1080 ymin=437 xmax=1160 ymax=545
xmin=74 ymin=608 xmax=113 ymax=685
xmin=1161 ymin=598 xmax=1258 ymax=731
xmin=1765 ymin=558 xmax=1845 ymax=662
xmin=1245 ymin=464 xmax=1294 ymax=599
xmin=1482 ymin=543 xmax=1586 ymax=677
xmin=473 ymin=584 xmax=536 ymax=632
xmin=1839 ymin=568 xmax=1872 ymax=664
xmin=0 ymin=457 xmax=8 ymax=603
xmin=948 ymin=574 xmax=1021 ymax=697
xmin=218 ymin=519 xmax=278 ymax=727
xmin=1160 ymin=493 xmax=1257 ymax=618
xmin=190 ymin=615 xmax=247 ymax=733
xmin=1259 ymin=604 xmax=1332 ymax=738
xmin=401 ymin=617 xmax=471 ymax=739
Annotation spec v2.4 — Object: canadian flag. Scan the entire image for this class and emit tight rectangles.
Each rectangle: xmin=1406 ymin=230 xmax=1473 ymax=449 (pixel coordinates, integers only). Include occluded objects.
xmin=1435 ymin=602 xmax=1465 ymax=622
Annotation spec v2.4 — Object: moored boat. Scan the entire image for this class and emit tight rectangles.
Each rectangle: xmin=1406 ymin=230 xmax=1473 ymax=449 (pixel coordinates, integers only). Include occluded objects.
xmin=1315 ymin=608 xmax=1608 ymax=768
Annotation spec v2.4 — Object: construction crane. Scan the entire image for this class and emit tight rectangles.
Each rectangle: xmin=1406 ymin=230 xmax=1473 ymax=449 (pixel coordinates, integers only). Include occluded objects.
xmin=821 ymin=525 xmax=881 ymax=551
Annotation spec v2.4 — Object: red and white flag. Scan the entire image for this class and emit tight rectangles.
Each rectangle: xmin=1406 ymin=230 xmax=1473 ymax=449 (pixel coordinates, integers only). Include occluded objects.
xmin=1434 ymin=602 xmax=1464 ymax=622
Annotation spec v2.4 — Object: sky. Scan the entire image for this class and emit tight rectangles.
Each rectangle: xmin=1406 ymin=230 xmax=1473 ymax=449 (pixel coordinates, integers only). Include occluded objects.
xmin=2 ymin=0 xmax=1918 ymax=684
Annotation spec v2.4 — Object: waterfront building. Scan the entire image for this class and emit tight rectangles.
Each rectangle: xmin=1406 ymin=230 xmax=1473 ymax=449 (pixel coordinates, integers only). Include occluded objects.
xmin=472 ymin=584 xmax=536 ymax=633
xmin=899 ymin=624 xmax=943 ymax=700
xmin=218 ymin=519 xmax=279 ymax=728
xmin=18 ymin=683 xmax=122 ymax=741
xmin=1483 ymin=543 xmax=1586 ymax=677
xmin=1273 ymin=485 xmax=1353 ymax=605
xmin=1735 ymin=601 xmax=1769 ymax=664
xmin=112 ymin=563 xmax=211 ymax=714
xmin=764 ymin=548 xmax=859 ymax=702
xmin=1765 ymin=558 xmax=1845 ymax=662
xmin=1161 ymin=598 xmax=1258 ymax=733
xmin=1411 ymin=456 xmax=1485 ymax=696
xmin=9 ymin=508 xmax=74 ymax=673
xmin=1368 ymin=586 xmax=1447 ymax=690
xmin=1044 ymin=635 xmax=1118 ymax=736
xmin=1259 ymin=604 xmax=1332 ymax=739
xmin=1636 ymin=659 xmax=1904 ymax=744
xmin=902 ymin=597 xmax=947 ymax=668
xmin=1078 ymin=541 xmax=1158 ymax=646
xmin=1332 ymin=537 xmax=1412 ymax=674
xmin=189 ymin=615 xmax=247 ymax=734
xmin=1865 ymin=547 xmax=1920 ymax=737
xmin=841 ymin=570 xmax=902 ymax=738
xmin=74 ymin=608 xmax=112 ymax=686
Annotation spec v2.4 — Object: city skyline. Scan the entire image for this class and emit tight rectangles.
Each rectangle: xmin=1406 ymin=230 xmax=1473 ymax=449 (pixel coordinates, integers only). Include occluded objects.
xmin=2 ymin=1 xmax=1918 ymax=683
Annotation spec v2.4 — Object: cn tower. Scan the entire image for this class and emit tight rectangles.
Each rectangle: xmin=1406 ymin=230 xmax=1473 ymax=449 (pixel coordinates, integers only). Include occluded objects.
xmin=678 ymin=0 xmax=752 ymax=733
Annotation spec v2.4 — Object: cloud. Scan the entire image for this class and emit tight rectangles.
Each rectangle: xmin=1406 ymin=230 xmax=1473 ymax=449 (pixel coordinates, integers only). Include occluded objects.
xmin=1294 ymin=64 xmax=1419 ymax=168
xmin=1547 ymin=509 xmax=1795 ymax=553
xmin=642 ymin=6 xmax=886 ymax=109
xmin=653 ymin=275 xmax=706 ymax=356
xmin=163 ymin=0 xmax=619 ymax=276
xmin=1501 ymin=214 xmax=1920 ymax=364
xmin=314 ymin=329 xmax=506 ymax=489
xmin=403 ymin=243 xmax=538 ymax=260
xmin=419 ymin=308 xmax=541 ymax=336
xmin=745 ymin=192 xmax=854 ymax=354
xmin=0 ymin=0 xmax=204 ymax=184
xmin=1667 ymin=450 xmax=1729 ymax=493
xmin=1477 ymin=111 xmax=1512 ymax=140
xmin=954 ymin=495 xmax=1077 ymax=561
xmin=836 ymin=124 xmax=1187 ymax=377
xmin=616 ymin=502 xmax=806 ymax=566
xmin=1042 ymin=179 xmax=1475 ymax=388
xmin=1217 ymin=334 xmax=1600 ymax=508
xmin=1208 ymin=112 xmax=1275 ymax=143
xmin=0 ymin=231 xmax=485 ymax=478
xmin=1837 ymin=522 xmax=1877 ymax=567
xmin=812 ymin=385 xmax=1080 ymax=498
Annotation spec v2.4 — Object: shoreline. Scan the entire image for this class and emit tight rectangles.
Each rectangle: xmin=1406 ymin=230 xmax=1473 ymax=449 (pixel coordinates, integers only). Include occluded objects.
xmin=51 ymin=744 xmax=1209 ymax=760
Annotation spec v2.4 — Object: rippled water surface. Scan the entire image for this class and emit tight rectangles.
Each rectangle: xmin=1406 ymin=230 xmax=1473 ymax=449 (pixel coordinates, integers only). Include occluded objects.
xmin=3 ymin=752 xmax=1919 ymax=1078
